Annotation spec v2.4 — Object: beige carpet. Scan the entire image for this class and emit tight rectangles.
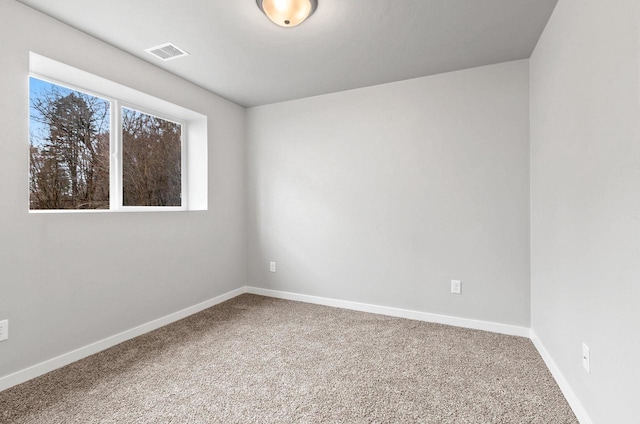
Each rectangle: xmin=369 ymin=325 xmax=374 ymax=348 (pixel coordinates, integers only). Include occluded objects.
xmin=0 ymin=294 xmax=577 ymax=423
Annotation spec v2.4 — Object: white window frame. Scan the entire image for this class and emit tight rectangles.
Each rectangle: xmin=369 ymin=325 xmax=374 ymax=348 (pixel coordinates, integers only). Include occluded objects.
xmin=28 ymin=53 xmax=207 ymax=213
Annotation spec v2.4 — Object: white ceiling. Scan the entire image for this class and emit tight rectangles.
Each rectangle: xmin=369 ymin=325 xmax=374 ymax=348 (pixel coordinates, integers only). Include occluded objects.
xmin=16 ymin=0 xmax=558 ymax=107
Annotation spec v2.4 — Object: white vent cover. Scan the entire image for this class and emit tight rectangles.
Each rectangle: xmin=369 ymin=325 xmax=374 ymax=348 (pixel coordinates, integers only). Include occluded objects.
xmin=145 ymin=43 xmax=189 ymax=61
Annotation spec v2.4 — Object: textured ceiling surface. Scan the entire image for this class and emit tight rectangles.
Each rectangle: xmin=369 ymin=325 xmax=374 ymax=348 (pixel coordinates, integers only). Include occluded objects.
xmin=16 ymin=0 xmax=558 ymax=107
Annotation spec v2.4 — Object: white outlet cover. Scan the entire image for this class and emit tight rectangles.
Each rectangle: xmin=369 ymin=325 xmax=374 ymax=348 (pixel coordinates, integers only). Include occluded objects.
xmin=582 ymin=343 xmax=590 ymax=374
xmin=451 ymin=280 xmax=461 ymax=294
xmin=269 ymin=261 xmax=276 ymax=273
xmin=0 ymin=319 xmax=8 ymax=342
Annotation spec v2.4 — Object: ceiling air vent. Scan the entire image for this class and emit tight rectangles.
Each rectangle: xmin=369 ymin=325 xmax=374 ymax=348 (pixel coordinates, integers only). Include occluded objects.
xmin=145 ymin=43 xmax=189 ymax=61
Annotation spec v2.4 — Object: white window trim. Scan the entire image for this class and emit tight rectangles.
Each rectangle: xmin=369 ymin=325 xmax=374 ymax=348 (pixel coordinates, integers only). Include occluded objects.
xmin=28 ymin=53 xmax=207 ymax=213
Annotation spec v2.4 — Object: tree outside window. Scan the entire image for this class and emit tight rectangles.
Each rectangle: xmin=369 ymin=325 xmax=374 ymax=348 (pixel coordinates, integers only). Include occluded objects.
xmin=29 ymin=77 xmax=183 ymax=210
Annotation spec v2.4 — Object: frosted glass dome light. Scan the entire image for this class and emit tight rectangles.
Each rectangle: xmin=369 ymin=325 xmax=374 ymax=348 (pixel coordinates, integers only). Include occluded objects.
xmin=256 ymin=0 xmax=318 ymax=28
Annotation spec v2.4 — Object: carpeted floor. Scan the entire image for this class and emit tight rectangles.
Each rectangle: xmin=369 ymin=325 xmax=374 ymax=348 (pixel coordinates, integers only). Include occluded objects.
xmin=0 ymin=294 xmax=577 ymax=423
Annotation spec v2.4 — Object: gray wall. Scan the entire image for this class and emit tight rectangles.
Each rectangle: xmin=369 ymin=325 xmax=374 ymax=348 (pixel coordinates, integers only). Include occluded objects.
xmin=530 ymin=0 xmax=640 ymax=422
xmin=9 ymin=2 xmax=637 ymax=420
xmin=246 ymin=60 xmax=531 ymax=327
xmin=0 ymin=1 xmax=246 ymax=379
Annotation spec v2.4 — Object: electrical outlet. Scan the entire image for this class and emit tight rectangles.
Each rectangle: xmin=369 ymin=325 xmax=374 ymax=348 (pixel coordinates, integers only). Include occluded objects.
xmin=451 ymin=280 xmax=461 ymax=294
xmin=269 ymin=261 xmax=276 ymax=273
xmin=0 ymin=320 xmax=8 ymax=342
xmin=582 ymin=343 xmax=590 ymax=374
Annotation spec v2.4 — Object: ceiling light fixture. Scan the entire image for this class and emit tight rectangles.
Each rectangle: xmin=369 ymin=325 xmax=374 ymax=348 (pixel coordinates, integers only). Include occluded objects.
xmin=256 ymin=0 xmax=317 ymax=28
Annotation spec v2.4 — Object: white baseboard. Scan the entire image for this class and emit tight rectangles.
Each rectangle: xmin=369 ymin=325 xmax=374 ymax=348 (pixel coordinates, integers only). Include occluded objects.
xmin=0 ymin=286 xmax=247 ymax=393
xmin=530 ymin=330 xmax=592 ymax=424
xmin=246 ymin=286 xmax=530 ymax=338
xmin=249 ymin=287 xmax=593 ymax=421
xmin=0 ymin=284 xmax=590 ymax=424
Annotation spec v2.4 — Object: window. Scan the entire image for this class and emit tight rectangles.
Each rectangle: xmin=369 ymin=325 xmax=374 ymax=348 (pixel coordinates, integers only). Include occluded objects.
xmin=121 ymin=108 xmax=182 ymax=207
xmin=29 ymin=79 xmax=111 ymax=209
xmin=28 ymin=53 xmax=208 ymax=212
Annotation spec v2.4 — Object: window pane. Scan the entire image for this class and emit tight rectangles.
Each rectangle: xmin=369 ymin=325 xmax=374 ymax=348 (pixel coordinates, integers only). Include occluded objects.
xmin=122 ymin=108 xmax=182 ymax=207
xmin=29 ymin=77 xmax=111 ymax=210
